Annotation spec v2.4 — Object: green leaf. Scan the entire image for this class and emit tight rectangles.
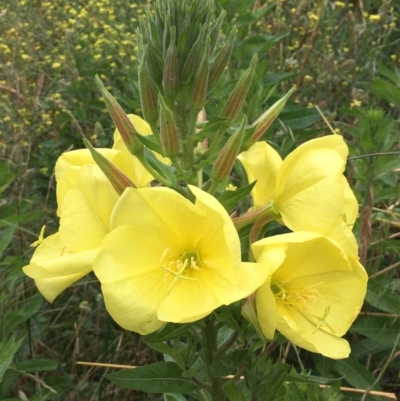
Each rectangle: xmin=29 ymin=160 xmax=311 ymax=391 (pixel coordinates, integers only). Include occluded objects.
xmin=224 ymin=382 xmax=248 ymax=401
xmin=191 ymin=117 xmax=230 ymax=142
xmin=350 ymin=317 xmax=400 ymax=344
xmin=284 ymin=383 xmax=304 ymax=401
xmin=0 ymin=336 xmax=25 ymax=382
xmin=145 ymin=323 xmax=194 ymax=342
xmin=164 ymin=394 xmax=187 ymax=401
xmin=210 ymin=350 xmax=247 ymax=377
xmin=286 ymin=373 xmax=340 ymax=386
xmin=366 ymin=79 xmax=400 ymax=104
xmin=30 ymin=391 xmax=52 ymax=401
xmin=105 ymin=362 xmax=199 ymax=393
xmin=0 ymin=162 xmax=15 ymax=195
xmin=3 ymin=296 xmax=43 ymax=337
xmin=218 ymin=181 xmax=256 ymax=213
xmin=15 ymin=358 xmax=58 ymax=372
xmin=334 ymin=355 xmax=380 ymax=390
xmin=279 ymin=108 xmax=321 ymax=130
xmin=252 ymin=361 xmax=290 ymax=401
xmin=365 ymin=280 xmax=400 ymax=314
xmin=136 ymin=133 xmax=163 ymax=154
xmin=0 ymin=226 xmax=16 ymax=257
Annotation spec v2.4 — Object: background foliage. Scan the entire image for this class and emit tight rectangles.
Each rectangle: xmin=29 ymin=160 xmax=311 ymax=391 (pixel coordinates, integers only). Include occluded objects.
xmin=0 ymin=0 xmax=399 ymax=400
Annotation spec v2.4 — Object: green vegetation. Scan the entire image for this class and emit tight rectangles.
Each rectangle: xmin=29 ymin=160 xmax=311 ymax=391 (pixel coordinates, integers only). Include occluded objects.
xmin=1 ymin=0 xmax=399 ymax=399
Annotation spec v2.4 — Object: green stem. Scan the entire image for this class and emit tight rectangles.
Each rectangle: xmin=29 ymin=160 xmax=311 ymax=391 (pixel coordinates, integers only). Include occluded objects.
xmin=203 ymin=317 xmax=226 ymax=401
xmin=208 ymin=179 xmax=220 ymax=196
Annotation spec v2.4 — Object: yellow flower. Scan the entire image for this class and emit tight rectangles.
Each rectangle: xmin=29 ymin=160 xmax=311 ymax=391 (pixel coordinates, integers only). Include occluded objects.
xmin=23 ymin=165 xmax=116 ymax=302
xmin=93 ymin=186 xmax=270 ymax=335
xmin=24 ymin=115 xmax=152 ymax=301
xmin=252 ymin=232 xmax=368 ymax=359
xmin=238 ymin=135 xmax=359 ymax=254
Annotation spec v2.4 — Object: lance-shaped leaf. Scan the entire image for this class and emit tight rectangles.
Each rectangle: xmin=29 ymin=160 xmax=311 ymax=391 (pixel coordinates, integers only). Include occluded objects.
xmin=83 ymin=138 xmax=136 ymax=195
xmin=243 ymin=86 xmax=296 ymax=149
xmin=211 ymin=117 xmax=246 ymax=183
xmin=222 ymin=54 xmax=257 ymax=126
xmin=95 ymin=76 xmax=144 ymax=156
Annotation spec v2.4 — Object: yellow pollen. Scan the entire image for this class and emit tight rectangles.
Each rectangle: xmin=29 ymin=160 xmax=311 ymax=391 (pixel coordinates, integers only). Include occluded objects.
xmin=160 ymin=248 xmax=199 ymax=294
xmin=271 ymin=281 xmax=335 ymax=334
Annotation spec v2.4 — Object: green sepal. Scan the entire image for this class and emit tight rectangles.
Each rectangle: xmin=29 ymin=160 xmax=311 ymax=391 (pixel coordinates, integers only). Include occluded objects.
xmin=83 ymin=138 xmax=136 ymax=195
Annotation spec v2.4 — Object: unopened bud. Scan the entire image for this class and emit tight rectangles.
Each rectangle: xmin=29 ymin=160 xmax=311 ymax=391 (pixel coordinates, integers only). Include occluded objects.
xmin=159 ymin=95 xmax=179 ymax=158
xmin=209 ymin=10 xmax=226 ymax=55
xmin=208 ymin=28 xmax=235 ymax=90
xmin=95 ymin=75 xmax=143 ymax=156
xmin=138 ymin=49 xmax=158 ymax=125
xmin=222 ymin=54 xmax=257 ymax=126
xmin=211 ymin=117 xmax=246 ymax=183
xmin=83 ymin=138 xmax=136 ymax=195
xmin=241 ymin=294 xmax=267 ymax=339
xmin=163 ymin=26 xmax=179 ymax=98
xmin=190 ymin=38 xmax=210 ymax=113
xmin=243 ymin=86 xmax=296 ymax=149
xmin=181 ymin=26 xmax=206 ymax=82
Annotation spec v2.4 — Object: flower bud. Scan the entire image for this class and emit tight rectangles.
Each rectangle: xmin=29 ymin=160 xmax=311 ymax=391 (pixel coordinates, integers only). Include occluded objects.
xmin=222 ymin=54 xmax=257 ymax=126
xmin=190 ymin=38 xmax=210 ymax=113
xmin=163 ymin=26 xmax=179 ymax=98
xmin=181 ymin=26 xmax=206 ymax=83
xmin=243 ymin=86 xmax=296 ymax=149
xmin=209 ymin=10 xmax=226 ymax=55
xmin=138 ymin=49 xmax=159 ymax=126
xmin=159 ymin=95 xmax=179 ymax=158
xmin=208 ymin=28 xmax=235 ymax=90
xmin=95 ymin=75 xmax=144 ymax=156
xmin=211 ymin=117 xmax=246 ymax=183
xmin=83 ymin=138 xmax=136 ymax=195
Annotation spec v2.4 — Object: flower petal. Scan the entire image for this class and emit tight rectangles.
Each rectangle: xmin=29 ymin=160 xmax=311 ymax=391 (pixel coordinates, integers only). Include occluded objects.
xmin=59 ymin=165 xmax=118 ymax=252
xmin=276 ymin=149 xmax=345 ymax=233
xmin=238 ymin=141 xmax=282 ymax=207
xmin=111 ymin=187 xmax=207 ymax=251
xmin=23 ymin=233 xmax=97 ymax=302
xmin=276 ymin=303 xmax=351 ymax=359
xmin=93 ymin=225 xmax=167 ymax=334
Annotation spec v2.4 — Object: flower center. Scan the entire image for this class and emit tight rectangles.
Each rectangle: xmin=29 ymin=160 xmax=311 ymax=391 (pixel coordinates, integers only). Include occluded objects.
xmin=271 ymin=281 xmax=335 ymax=334
xmin=160 ymin=248 xmax=200 ymax=294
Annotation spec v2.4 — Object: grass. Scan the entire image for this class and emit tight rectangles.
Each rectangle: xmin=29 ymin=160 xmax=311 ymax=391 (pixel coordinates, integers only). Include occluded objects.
xmin=1 ymin=0 xmax=399 ymax=400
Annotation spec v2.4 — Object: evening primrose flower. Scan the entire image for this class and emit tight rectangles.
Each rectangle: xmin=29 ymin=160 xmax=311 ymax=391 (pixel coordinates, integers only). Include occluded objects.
xmin=23 ymin=164 xmax=117 ymax=302
xmin=252 ymin=232 xmax=368 ymax=359
xmin=238 ymin=135 xmax=359 ymax=254
xmin=93 ymin=186 xmax=270 ymax=335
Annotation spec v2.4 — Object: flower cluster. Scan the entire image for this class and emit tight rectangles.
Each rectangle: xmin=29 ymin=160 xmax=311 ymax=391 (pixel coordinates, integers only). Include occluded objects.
xmin=24 ymin=0 xmax=367 ymax=361
xmin=24 ymin=127 xmax=367 ymax=359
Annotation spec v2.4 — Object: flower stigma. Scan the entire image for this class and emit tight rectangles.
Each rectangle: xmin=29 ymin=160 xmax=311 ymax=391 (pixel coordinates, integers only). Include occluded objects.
xmin=271 ymin=280 xmax=334 ymax=334
xmin=160 ymin=248 xmax=200 ymax=294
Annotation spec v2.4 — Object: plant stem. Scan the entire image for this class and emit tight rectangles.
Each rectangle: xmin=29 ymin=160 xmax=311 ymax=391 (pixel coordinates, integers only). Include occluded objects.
xmin=203 ymin=317 xmax=226 ymax=401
